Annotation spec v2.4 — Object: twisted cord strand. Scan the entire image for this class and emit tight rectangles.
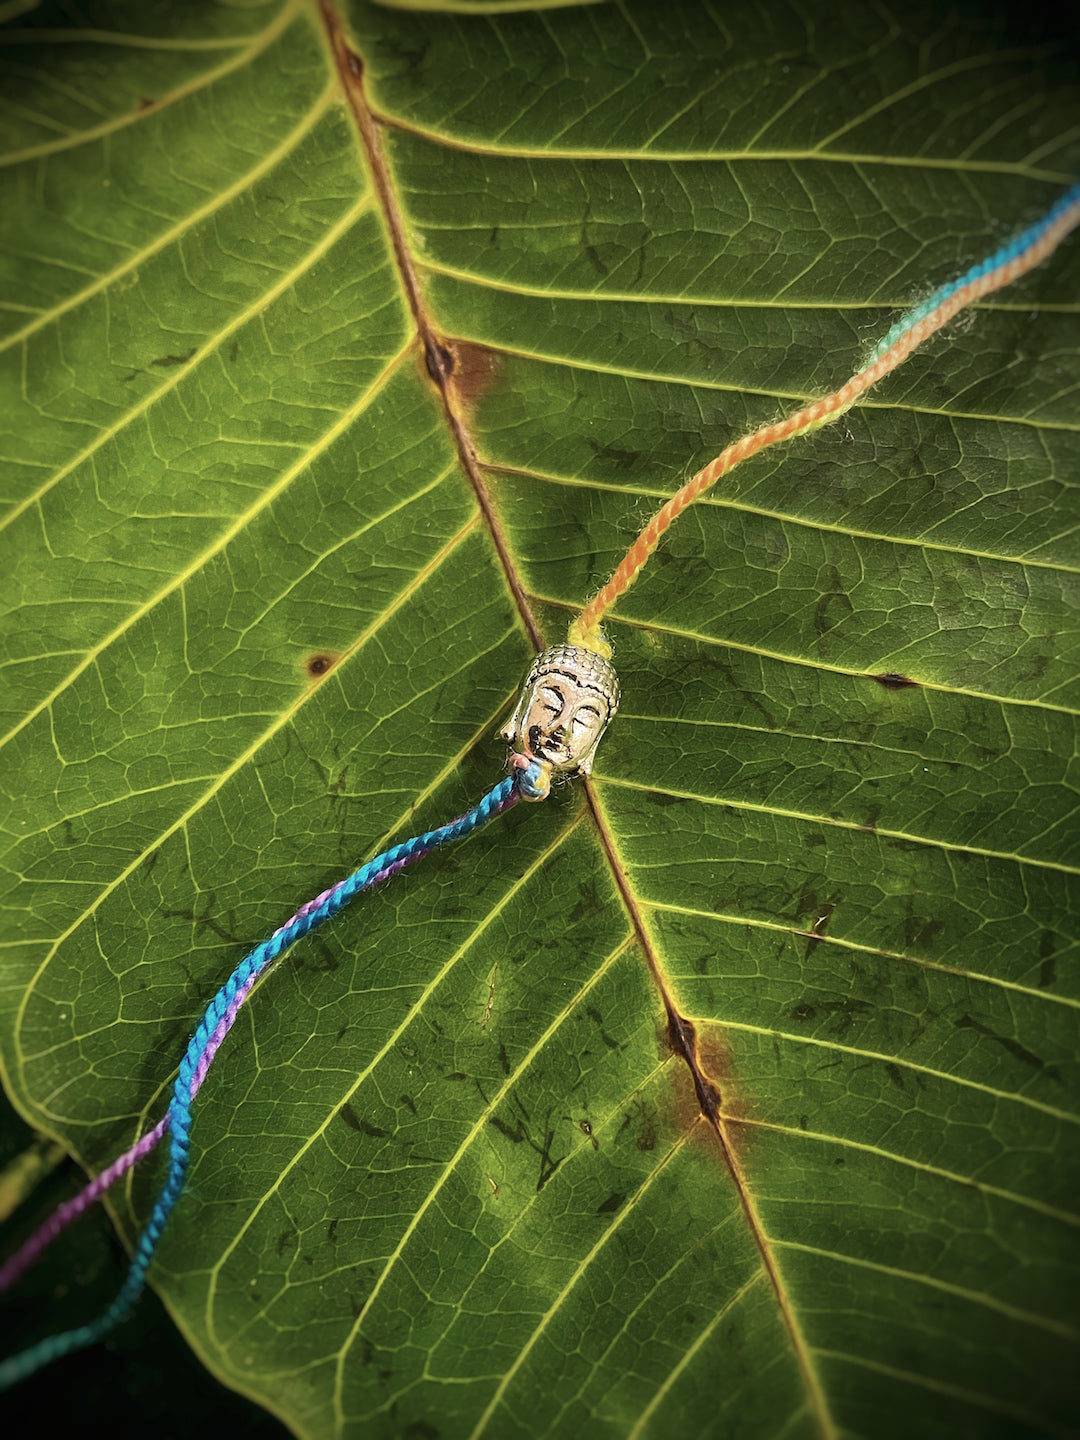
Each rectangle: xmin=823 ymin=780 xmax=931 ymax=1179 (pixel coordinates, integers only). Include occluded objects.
xmin=569 ymin=181 xmax=1080 ymax=656
xmin=0 ymin=758 xmax=548 ymax=1388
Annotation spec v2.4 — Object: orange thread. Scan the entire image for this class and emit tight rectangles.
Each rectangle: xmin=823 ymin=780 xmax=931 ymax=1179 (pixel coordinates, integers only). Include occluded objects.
xmin=569 ymin=188 xmax=1080 ymax=659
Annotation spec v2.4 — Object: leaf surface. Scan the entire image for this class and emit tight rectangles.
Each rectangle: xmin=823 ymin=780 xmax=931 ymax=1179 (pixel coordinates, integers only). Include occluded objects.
xmin=1 ymin=2 xmax=1078 ymax=1438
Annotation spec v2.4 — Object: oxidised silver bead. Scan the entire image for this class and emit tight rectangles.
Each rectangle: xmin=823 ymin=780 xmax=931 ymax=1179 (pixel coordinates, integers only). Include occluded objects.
xmin=501 ymin=644 xmax=620 ymax=777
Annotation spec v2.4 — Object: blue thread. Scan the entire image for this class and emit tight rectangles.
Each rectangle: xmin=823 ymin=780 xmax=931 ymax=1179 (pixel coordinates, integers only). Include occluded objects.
xmin=0 ymin=763 xmax=543 ymax=1390
xmin=870 ymin=182 xmax=1080 ymax=363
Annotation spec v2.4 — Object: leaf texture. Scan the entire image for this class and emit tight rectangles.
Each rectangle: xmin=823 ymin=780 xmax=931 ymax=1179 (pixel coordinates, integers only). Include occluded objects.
xmin=1 ymin=2 xmax=1078 ymax=1437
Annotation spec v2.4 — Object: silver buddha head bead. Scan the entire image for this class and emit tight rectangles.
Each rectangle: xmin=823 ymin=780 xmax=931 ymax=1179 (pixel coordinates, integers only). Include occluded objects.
xmin=501 ymin=644 xmax=620 ymax=777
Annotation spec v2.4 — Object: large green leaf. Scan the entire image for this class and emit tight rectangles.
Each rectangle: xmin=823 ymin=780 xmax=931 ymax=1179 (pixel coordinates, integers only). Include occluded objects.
xmin=0 ymin=1084 xmax=289 ymax=1436
xmin=2 ymin=1 xmax=1078 ymax=1437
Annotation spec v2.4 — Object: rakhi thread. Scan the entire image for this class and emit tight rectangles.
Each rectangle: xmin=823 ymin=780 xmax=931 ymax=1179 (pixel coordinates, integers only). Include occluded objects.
xmin=5 ymin=181 xmax=1077 ymax=1386
xmin=0 ymin=755 xmax=549 ymax=1389
xmin=569 ymin=181 xmax=1080 ymax=658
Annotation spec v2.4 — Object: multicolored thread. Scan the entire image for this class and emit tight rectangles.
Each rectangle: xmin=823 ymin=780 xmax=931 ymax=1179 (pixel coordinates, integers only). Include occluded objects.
xmin=0 ymin=757 xmax=548 ymax=1389
xmin=569 ymin=182 xmax=1080 ymax=658
xmin=3 ymin=181 xmax=1078 ymax=1388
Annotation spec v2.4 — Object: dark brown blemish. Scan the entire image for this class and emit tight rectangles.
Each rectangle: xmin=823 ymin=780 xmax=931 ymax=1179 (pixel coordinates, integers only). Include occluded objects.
xmin=580 ymin=202 xmax=609 ymax=278
xmin=666 ymin=1009 xmax=722 ymax=1128
xmin=305 ymin=652 xmax=340 ymax=679
xmin=276 ymin=1228 xmax=294 ymax=1257
xmin=339 ymin=1102 xmax=389 ymax=1137
xmin=954 ymin=1013 xmax=1048 ymax=1073
xmin=596 ymin=1192 xmax=624 ymax=1216
xmin=327 ymin=1219 xmax=339 ymax=1245
xmin=645 ymin=788 xmax=688 ymax=809
xmin=450 ymin=341 xmax=501 ymax=412
xmin=813 ymin=585 xmax=854 ymax=637
xmin=533 ymin=1124 xmax=564 ymax=1193
xmin=400 ymin=1093 xmax=417 ymax=1115
xmin=161 ymin=895 xmax=242 ymax=946
xmin=586 ymin=1004 xmax=620 ymax=1051
xmin=424 ymin=335 xmax=454 ymax=384
xmin=585 ymin=437 xmax=640 ymax=471
xmin=290 ymin=935 xmax=338 ymax=975
xmin=489 ymin=1114 xmax=526 ymax=1145
xmin=885 ymin=1062 xmax=905 ymax=1090
xmin=817 ymin=997 xmax=871 ymax=1039
xmin=873 ymin=671 xmax=919 ymax=689
xmin=151 ymin=348 xmax=197 ymax=368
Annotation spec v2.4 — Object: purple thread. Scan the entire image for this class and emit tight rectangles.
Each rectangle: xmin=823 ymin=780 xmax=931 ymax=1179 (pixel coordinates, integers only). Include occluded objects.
xmin=0 ymin=966 xmax=265 ymax=1293
xmin=0 ymin=766 xmax=528 ymax=1296
xmin=0 ymin=1115 xmax=168 ymax=1292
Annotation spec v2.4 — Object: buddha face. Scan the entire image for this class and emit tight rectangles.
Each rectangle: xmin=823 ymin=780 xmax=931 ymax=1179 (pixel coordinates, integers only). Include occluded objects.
xmin=501 ymin=646 xmax=620 ymax=776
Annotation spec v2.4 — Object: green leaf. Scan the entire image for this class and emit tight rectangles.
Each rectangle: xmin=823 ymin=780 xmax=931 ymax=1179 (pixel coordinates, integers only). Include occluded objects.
xmin=0 ymin=1089 xmax=289 ymax=1437
xmin=2 ymin=2 xmax=1078 ymax=1437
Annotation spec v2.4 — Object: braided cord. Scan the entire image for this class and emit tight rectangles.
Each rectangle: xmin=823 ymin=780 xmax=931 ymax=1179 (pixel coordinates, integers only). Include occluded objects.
xmin=569 ymin=182 xmax=1080 ymax=657
xmin=0 ymin=760 xmax=546 ymax=1389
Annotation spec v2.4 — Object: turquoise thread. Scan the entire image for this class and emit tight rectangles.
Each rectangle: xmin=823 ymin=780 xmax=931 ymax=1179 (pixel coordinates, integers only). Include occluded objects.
xmin=0 ymin=762 xmax=543 ymax=1390
xmin=870 ymin=182 xmax=1080 ymax=362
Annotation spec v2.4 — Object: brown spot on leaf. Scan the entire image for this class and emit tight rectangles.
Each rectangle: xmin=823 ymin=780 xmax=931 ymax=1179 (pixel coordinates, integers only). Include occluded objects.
xmin=305 ymin=652 xmax=340 ymax=679
xmin=954 ymin=1013 xmax=1051 ymax=1074
xmin=663 ymin=1010 xmax=735 ymax=1151
xmin=424 ymin=335 xmax=454 ymax=383
xmin=873 ymin=671 xmax=919 ymax=689
xmin=151 ymin=348 xmax=196 ymax=368
xmin=449 ymin=340 xmax=501 ymax=413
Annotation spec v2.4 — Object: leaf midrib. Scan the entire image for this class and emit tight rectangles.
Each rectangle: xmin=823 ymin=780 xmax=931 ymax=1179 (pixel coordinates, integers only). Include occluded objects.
xmin=315 ymin=4 xmax=839 ymax=1433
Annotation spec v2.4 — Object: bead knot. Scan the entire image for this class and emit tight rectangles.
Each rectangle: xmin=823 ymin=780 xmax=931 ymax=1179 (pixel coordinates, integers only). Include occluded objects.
xmin=509 ymin=753 xmax=551 ymax=801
